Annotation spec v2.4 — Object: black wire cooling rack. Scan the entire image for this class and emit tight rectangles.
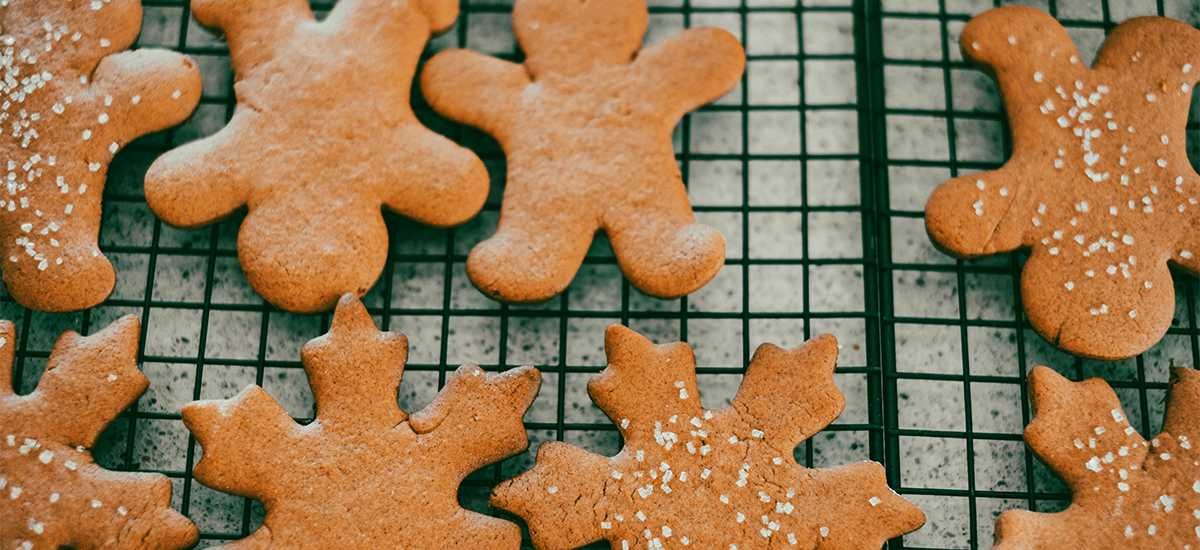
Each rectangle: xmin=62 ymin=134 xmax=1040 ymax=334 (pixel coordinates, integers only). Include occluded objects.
xmin=3 ymin=0 xmax=1199 ymax=548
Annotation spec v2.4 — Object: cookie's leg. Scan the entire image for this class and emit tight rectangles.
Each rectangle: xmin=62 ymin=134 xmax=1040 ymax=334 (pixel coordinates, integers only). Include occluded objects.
xmin=604 ymin=194 xmax=725 ymax=299
xmin=467 ymin=206 xmax=598 ymax=304
xmin=237 ymin=198 xmax=389 ymax=313
xmin=1020 ymin=248 xmax=1173 ymax=361
xmin=378 ymin=125 xmax=489 ymax=228
xmin=924 ymin=171 xmax=1030 ymax=258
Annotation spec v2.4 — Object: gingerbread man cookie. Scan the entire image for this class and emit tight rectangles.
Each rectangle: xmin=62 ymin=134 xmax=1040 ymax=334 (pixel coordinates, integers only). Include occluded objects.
xmin=924 ymin=6 xmax=1200 ymax=360
xmin=490 ymin=325 xmax=925 ymax=549
xmin=144 ymin=0 xmax=489 ymax=313
xmin=420 ymin=0 xmax=744 ymax=304
xmin=0 ymin=0 xmax=201 ymax=312
xmin=181 ymin=294 xmax=541 ymax=548
xmin=1 ymin=315 xmax=198 ymax=549
xmin=994 ymin=366 xmax=1200 ymax=549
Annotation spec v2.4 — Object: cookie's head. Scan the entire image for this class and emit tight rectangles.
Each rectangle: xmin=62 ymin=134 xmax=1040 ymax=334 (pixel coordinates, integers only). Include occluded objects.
xmin=513 ymin=0 xmax=648 ymax=78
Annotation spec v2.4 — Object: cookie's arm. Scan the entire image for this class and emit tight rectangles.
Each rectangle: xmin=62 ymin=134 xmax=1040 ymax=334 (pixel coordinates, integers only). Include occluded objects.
xmin=143 ymin=112 xmax=256 ymax=230
xmin=629 ymin=27 xmax=745 ymax=124
xmin=959 ymin=6 xmax=1079 ymax=81
xmin=190 ymin=0 xmax=314 ymax=71
xmin=87 ymin=49 xmax=202 ymax=145
xmin=411 ymin=365 xmax=541 ymax=477
xmin=731 ymin=335 xmax=843 ymax=457
xmin=925 ymin=169 xmax=1034 ymax=258
xmin=377 ymin=125 xmax=490 ymax=228
xmin=420 ymin=50 xmax=529 ymax=142
xmin=181 ymin=385 xmax=300 ymax=502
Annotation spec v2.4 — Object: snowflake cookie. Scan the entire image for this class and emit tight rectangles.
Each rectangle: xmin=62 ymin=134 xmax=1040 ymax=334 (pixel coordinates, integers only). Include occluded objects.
xmin=995 ymin=365 xmax=1200 ymax=548
xmin=181 ymin=294 xmax=541 ymax=548
xmin=0 ymin=0 xmax=201 ymax=312
xmin=0 ymin=315 xmax=198 ymax=549
xmin=924 ymin=6 xmax=1200 ymax=360
xmin=144 ymin=0 xmax=489 ymax=313
xmin=490 ymin=325 xmax=925 ymax=550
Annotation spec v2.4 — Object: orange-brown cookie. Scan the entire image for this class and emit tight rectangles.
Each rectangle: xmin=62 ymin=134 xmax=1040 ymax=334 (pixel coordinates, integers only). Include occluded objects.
xmin=490 ymin=325 xmax=925 ymax=550
xmin=994 ymin=366 xmax=1200 ymax=548
xmin=144 ymin=0 xmax=489 ymax=314
xmin=0 ymin=315 xmax=198 ymax=549
xmin=420 ymin=0 xmax=743 ymax=304
xmin=180 ymin=294 xmax=540 ymax=548
xmin=0 ymin=1 xmax=201 ymax=312
xmin=924 ymin=6 xmax=1200 ymax=361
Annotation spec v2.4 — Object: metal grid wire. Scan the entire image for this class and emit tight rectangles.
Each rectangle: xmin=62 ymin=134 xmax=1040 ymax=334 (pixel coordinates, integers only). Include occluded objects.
xmin=1 ymin=0 xmax=1197 ymax=548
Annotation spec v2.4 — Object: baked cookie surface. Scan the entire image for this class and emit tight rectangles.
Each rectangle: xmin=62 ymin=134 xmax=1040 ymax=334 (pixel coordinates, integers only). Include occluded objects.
xmin=421 ymin=0 xmax=744 ymax=304
xmin=0 ymin=315 xmax=198 ymax=549
xmin=924 ymin=6 xmax=1200 ymax=360
xmin=181 ymin=294 xmax=540 ymax=549
xmin=145 ymin=0 xmax=490 ymax=313
xmin=490 ymin=325 xmax=925 ymax=550
xmin=0 ymin=0 xmax=200 ymax=312
xmin=994 ymin=366 xmax=1200 ymax=549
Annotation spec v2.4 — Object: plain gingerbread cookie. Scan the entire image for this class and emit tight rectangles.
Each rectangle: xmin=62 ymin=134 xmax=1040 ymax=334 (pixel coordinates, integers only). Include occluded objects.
xmin=924 ymin=6 xmax=1200 ymax=360
xmin=421 ymin=0 xmax=744 ymax=304
xmin=0 ymin=0 xmax=201 ymax=312
xmin=144 ymin=0 xmax=490 ymax=313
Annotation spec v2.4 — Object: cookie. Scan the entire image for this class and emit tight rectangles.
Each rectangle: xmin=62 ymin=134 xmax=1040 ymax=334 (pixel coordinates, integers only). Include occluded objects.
xmin=181 ymin=294 xmax=541 ymax=548
xmin=923 ymin=6 xmax=1200 ymax=361
xmin=420 ymin=0 xmax=743 ymax=304
xmin=0 ymin=1 xmax=201 ymax=312
xmin=490 ymin=325 xmax=925 ymax=549
xmin=143 ymin=0 xmax=490 ymax=314
xmin=994 ymin=365 xmax=1200 ymax=548
xmin=0 ymin=315 xmax=198 ymax=549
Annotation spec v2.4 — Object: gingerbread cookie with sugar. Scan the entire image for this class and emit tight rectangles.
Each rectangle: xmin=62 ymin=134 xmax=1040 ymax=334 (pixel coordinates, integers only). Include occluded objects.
xmin=0 ymin=315 xmax=198 ymax=549
xmin=420 ymin=0 xmax=744 ymax=304
xmin=490 ymin=325 xmax=925 ymax=550
xmin=924 ymin=6 xmax=1200 ymax=360
xmin=181 ymin=294 xmax=541 ymax=548
xmin=144 ymin=0 xmax=489 ymax=314
xmin=993 ymin=366 xmax=1200 ymax=549
xmin=0 ymin=0 xmax=201 ymax=312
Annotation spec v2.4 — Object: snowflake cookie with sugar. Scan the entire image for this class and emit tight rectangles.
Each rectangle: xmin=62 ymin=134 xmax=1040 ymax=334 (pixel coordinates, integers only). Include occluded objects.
xmin=0 ymin=0 xmax=201 ymax=312
xmin=994 ymin=366 xmax=1200 ymax=549
xmin=0 ymin=315 xmax=198 ymax=549
xmin=490 ymin=325 xmax=925 ymax=550
xmin=181 ymin=294 xmax=541 ymax=549
xmin=924 ymin=5 xmax=1200 ymax=361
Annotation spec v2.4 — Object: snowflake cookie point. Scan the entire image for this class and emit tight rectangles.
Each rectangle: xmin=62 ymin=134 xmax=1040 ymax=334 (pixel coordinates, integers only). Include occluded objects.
xmin=0 ymin=315 xmax=199 ymax=550
xmin=493 ymin=325 xmax=925 ymax=550
xmin=995 ymin=365 xmax=1200 ymax=548
xmin=181 ymin=294 xmax=538 ymax=548
xmin=924 ymin=6 xmax=1200 ymax=361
